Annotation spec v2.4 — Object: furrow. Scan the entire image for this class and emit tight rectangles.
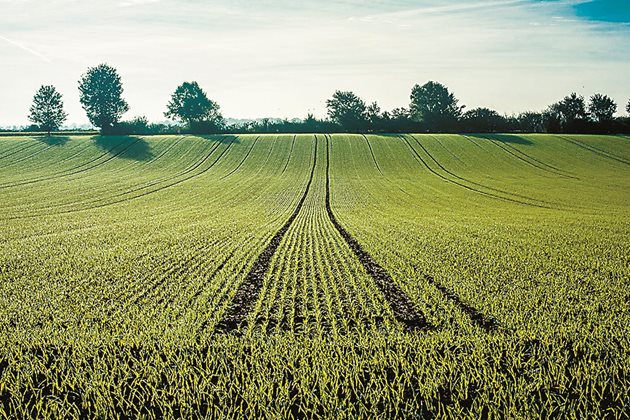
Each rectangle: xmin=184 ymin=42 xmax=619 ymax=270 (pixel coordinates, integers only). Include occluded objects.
xmin=478 ymin=135 xmax=579 ymax=178
xmin=281 ymin=135 xmax=297 ymax=174
xmin=325 ymin=134 xmax=431 ymax=331
xmin=215 ymin=136 xmax=318 ymax=333
xmin=220 ymin=136 xmax=260 ymax=179
xmin=1 ymin=139 xmax=233 ymax=221
xmin=559 ymin=135 xmax=630 ymax=166
xmin=414 ymin=135 xmax=559 ymax=204
xmin=401 ymin=135 xmax=550 ymax=208
xmin=0 ymin=138 xmax=139 ymax=190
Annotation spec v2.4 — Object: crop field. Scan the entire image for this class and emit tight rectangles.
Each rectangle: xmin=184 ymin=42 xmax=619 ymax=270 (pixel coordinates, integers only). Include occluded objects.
xmin=0 ymin=133 xmax=628 ymax=418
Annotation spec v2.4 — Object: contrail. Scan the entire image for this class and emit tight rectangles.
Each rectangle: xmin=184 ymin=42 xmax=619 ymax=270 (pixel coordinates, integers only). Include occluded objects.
xmin=0 ymin=34 xmax=51 ymax=62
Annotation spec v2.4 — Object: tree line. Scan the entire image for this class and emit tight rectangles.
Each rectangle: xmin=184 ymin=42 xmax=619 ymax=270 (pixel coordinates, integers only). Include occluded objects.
xmin=23 ymin=63 xmax=630 ymax=135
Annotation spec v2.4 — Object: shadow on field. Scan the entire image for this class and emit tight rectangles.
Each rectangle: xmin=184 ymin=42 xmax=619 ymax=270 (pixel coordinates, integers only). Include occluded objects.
xmin=467 ymin=133 xmax=533 ymax=145
xmin=198 ymin=134 xmax=241 ymax=144
xmin=35 ymin=135 xmax=71 ymax=146
xmin=92 ymin=136 xmax=154 ymax=161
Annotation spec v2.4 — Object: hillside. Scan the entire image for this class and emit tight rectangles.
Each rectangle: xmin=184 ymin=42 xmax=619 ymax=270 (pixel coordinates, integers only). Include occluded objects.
xmin=0 ymin=134 xmax=629 ymax=417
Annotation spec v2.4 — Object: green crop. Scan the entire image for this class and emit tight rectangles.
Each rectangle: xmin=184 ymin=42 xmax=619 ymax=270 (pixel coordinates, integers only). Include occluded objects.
xmin=0 ymin=133 xmax=628 ymax=418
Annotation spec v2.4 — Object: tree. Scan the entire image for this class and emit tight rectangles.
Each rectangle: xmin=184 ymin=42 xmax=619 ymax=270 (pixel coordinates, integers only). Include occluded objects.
xmin=588 ymin=94 xmax=617 ymax=123
xmin=626 ymin=99 xmax=630 ymax=114
xmin=28 ymin=85 xmax=67 ymax=135
xmin=409 ymin=81 xmax=463 ymax=132
xmin=164 ymin=81 xmax=224 ymax=132
xmin=111 ymin=116 xmax=151 ymax=135
xmin=461 ymin=107 xmax=505 ymax=133
xmin=326 ymin=90 xmax=367 ymax=131
xmin=78 ymin=64 xmax=129 ymax=133
xmin=517 ymin=112 xmax=546 ymax=133
xmin=547 ymin=92 xmax=587 ymax=132
xmin=366 ymin=101 xmax=382 ymax=131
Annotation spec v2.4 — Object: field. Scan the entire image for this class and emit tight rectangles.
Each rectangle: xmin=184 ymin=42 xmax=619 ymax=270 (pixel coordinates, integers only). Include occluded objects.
xmin=0 ymin=133 xmax=629 ymax=418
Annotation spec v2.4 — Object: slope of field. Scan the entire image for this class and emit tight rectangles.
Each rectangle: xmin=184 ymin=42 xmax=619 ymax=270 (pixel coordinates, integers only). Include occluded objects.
xmin=0 ymin=134 xmax=628 ymax=418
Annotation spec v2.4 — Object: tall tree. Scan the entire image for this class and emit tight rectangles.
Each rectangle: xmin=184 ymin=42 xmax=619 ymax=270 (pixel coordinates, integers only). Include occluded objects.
xmin=547 ymin=92 xmax=587 ymax=132
xmin=626 ymin=99 xmax=630 ymax=114
xmin=164 ymin=81 xmax=224 ymax=132
xmin=78 ymin=64 xmax=129 ymax=133
xmin=409 ymin=81 xmax=463 ymax=132
xmin=588 ymin=94 xmax=617 ymax=123
xmin=28 ymin=85 xmax=67 ymax=135
xmin=461 ymin=107 xmax=505 ymax=133
xmin=517 ymin=112 xmax=546 ymax=133
xmin=326 ymin=91 xmax=367 ymax=131
xmin=366 ymin=101 xmax=382 ymax=131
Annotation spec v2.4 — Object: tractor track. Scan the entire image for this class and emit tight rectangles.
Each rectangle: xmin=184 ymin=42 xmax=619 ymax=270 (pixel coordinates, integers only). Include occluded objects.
xmin=0 ymin=142 xmax=42 ymax=162
xmin=422 ymin=274 xmax=500 ymax=332
xmin=488 ymin=135 xmax=572 ymax=174
xmin=0 ymin=136 xmax=184 ymax=190
xmin=220 ymin=136 xmax=260 ymax=179
xmin=559 ymin=136 xmax=630 ymax=166
xmin=325 ymin=135 xmax=432 ymax=331
xmin=215 ymin=136 xmax=319 ymax=333
xmin=414 ymin=135 xmax=557 ymax=206
xmin=361 ymin=134 xmax=384 ymax=175
xmin=361 ymin=135 xmax=412 ymax=197
xmin=401 ymin=135 xmax=550 ymax=208
xmin=479 ymin=135 xmax=578 ymax=179
xmin=0 ymin=139 xmax=140 ymax=190
xmin=281 ymin=135 xmax=297 ymax=174
xmin=0 ymin=144 xmax=54 ymax=168
xmin=0 ymin=142 xmax=29 ymax=160
xmin=1 ymin=139 xmax=234 ymax=221
xmin=330 ymin=135 xmax=501 ymax=333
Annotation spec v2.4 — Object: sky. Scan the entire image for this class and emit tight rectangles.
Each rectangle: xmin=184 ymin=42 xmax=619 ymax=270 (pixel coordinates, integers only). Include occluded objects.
xmin=0 ymin=0 xmax=629 ymax=127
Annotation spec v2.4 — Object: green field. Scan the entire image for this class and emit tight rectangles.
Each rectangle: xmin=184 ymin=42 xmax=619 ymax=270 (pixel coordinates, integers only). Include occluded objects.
xmin=0 ymin=133 xmax=629 ymax=418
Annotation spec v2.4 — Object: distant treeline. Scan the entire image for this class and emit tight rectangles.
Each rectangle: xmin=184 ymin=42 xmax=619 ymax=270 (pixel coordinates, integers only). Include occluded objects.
xmin=14 ymin=64 xmax=630 ymax=135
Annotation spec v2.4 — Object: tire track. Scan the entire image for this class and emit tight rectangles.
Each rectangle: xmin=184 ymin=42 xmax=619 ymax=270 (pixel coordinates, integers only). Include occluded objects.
xmin=422 ymin=273 xmax=499 ymax=332
xmin=2 ymin=137 xmax=296 ymax=244
xmin=487 ymin=135 xmax=572 ymax=174
xmin=79 ymin=139 xmax=222 ymax=204
xmin=401 ymin=135 xmax=550 ymax=208
xmin=220 ymin=136 xmax=260 ymax=179
xmin=1 ymin=139 xmax=234 ymax=221
xmin=0 ymin=138 xmax=140 ymax=190
xmin=0 ymin=141 xmax=25 ymax=158
xmin=0 ymin=142 xmax=40 ymax=161
xmin=413 ymin=135 xmax=557 ymax=205
xmin=362 ymin=134 xmax=412 ymax=198
xmin=281 ymin=135 xmax=297 ymax=174
xmin=215 ymin=135 xmax=318 ymax=333
xmin=185 ymin=250 xmax=238 ymax=307
xmin=0 ymin=136 xmax=180 ymax=190
xmin=0 ymin=141 xmax=89 ymax=185
xmin=328 ymin=135 xmax=501 ymax=333
xmin=0 ymin=144 xmax=53 ymax=168
xmin=325 ymin=135 xmax=431 ymax=331
xmin=474 ymin=135 xmax=578 ymax=178
xmin=361 ymin=134 xmax=383 ymax=175
xmin=559 ymin=136 xmax=630 ymax=166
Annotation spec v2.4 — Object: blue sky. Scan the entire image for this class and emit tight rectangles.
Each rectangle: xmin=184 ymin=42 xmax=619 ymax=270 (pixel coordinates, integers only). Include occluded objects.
xmin=573 ymin=0 xmax=630 ymax=22
xmin=0 ymin=0 xmax=628 ymax=126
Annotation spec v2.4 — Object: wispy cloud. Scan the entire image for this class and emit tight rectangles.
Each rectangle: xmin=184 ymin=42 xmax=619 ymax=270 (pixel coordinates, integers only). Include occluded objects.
xmin=349 ymin=0 xmax=529 ymax=22
xmin=0 ymin=34 xmax=51 ymax=62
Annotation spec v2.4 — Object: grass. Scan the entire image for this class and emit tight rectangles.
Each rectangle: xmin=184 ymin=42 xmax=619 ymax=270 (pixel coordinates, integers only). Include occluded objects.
xmin=0 ymin=133 xmax=628 ymax=417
